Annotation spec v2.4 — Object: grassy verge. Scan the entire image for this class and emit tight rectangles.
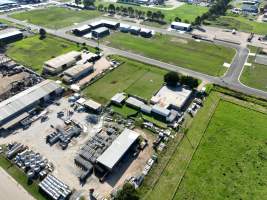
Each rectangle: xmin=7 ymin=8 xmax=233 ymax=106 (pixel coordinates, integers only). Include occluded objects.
xmin=140 ymin=91 xmax=221 ymax=200
xmin=240 ymin=46 xmax=267 ymax=92
xmin=83 ymin=56 xmax=167 ymax=104
xmin=174 ymin=99 xmax=267 ymax=199
xmin=0 ymin=155 xmax=46 ymax=200
xmin=6 ymin=35 xmax=83 ymax=74
xmin=102 ymin=33 xmax=235 ymax=76
xmin=206 ymin=15 xmax=267 ymax=35
xmin=10 ymin=7 xmax=101 ymax=29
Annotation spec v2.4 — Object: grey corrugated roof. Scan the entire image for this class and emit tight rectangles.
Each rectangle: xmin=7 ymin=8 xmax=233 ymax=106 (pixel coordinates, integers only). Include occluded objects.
xmin=92 ymin=27 xmax=109 ymax=34
xmin=111 ymin=93 xmax=127 ymax=103
xmin=0 ymin=29 xmax=22 ymax=40
xmin=96 ymin=128 xmax=140 ymax=170
xmin=152 ymin=105 xmax=170 ymax=117
xmin=125 ymin=97 xmax=144 ymax=108
xmin=0 ymin=80 xmax=60 ymax=123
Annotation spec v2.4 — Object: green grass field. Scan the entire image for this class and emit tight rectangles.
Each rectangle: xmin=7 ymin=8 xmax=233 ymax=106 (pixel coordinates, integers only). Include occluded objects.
xmin=0 ymin=155 xmax=46 ymax=200
xmin=240 ymin=46 xmax=267 ymax=92
xmin=175 ymin=100 xmax=267 ymax=200
xmin=83 ymin=56 xmax=167 ymax=104
xmin=10 ymin=7 xmax=101 ymax=29
xmin=96 ymin=0 xmax=208 ymax=24
xmin=6 ymin=35 xmax=81 ymax=73
xmin=102 ymin=33 xmax=235 ymax=76
xmin=141 ymin=92 xmax=267 ymax=200
xmin=206 ymin=15 xmax=267 ymax=35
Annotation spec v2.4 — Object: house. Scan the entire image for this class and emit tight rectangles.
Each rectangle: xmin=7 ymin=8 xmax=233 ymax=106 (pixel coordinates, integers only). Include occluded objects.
xmin=171 ymin=22 xmax=192 ymax=31
xmin=0 ymin=29 xmax=23 ymax=44
xmin=119 ymin=23 xmax=130 ymax=32
xmin=62 ymin=62 xmax=94 ymax=84
xmin=92 ymin=27 xmax=110 ymax=39
xmin=140 ymin=28 xmax=152 ymax=38
xmin=129 ymin=26 xmax=141 ymax=35
xmin=73 ymin=25 xmax=91 ymax=36
xmin=43 ymin=51 xmax=82 ymax=75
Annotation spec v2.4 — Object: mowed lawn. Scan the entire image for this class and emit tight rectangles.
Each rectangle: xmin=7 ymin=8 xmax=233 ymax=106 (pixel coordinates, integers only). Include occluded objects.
xmin=11 ymin=7 xmax=101 ymax=29
xmin=206 ymin=15 xmax=267 ymax=35
xmin=83 ymin=57 xmax=167 ymax=104
xmin=240 ymin=46 xmax=267 ymax=92
xmin=6 ymin=35 xmax=80 ymax=73
xmin=175 ymin=101 xmax=267 ymax=200
xmin=102 ymin=33 xmax=235 ymax=76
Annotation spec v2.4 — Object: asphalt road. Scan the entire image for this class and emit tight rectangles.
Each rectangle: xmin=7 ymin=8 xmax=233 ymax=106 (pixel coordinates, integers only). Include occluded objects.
xmin=1 ymin=14 xmax=267 ymax=99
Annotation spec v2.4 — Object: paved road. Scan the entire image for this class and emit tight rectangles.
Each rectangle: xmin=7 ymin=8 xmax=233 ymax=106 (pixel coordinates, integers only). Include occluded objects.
xmin=1 ymin=14 xmax=267 ymax=99
xmin=0 ymin=168 xmax=35 ymax=200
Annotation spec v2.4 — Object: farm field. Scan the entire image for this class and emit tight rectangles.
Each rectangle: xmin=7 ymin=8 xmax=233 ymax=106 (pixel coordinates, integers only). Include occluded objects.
xmin=10 ymin=7 xmax=101 ymax=29
xmin=102 ymin=33 xmax=235 ymax=76
xmin=240 ymin=46 xmax=267 ymax=92
xmin=141 ymin=92 xmax=267 ymax=200
xmin=174 ymin=100 xmax=267 ymax=200
xmin=83 ymin=56 xmax=167 ymax=104
xmin=6 ymin=35 xmax=81 ymax=74
xmin=206 ymin=15 xmax=267 ymax=35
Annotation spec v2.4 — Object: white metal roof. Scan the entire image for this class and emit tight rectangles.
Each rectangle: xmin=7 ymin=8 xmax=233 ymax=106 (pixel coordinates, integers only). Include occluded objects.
xmin=44 ymin=51 xmax=81 ymax=70
xmin=119 ymin=23 xmax=130 ymax=29
xmin=92 ymin=27 xmax=109 ymax=34
xmin=140 ymin=28 xmax=151 ymax=33
xmin=111 ymin=93 xmax=127 ymax=103
xmin=0 ymin=80 xmax=60 ymax=123
xmin=64 ymin=62 xmax=93 ymax=77
xmin=126 ymin=97 xmax=144 ymax=108
xmin=97 ymin=128 xmax=140 ymax=170
xmin=152 ymin=104 xmax=170 ymax=117
xmin=0 ymin=29 xmax=22 ymax=40
xmin=171 ymin=21 xmax=191 ymax=28
xmin=74 ymin=25 xmax=90 ymax=32
xmin=83 ymin=99 xmax=101 ymax=110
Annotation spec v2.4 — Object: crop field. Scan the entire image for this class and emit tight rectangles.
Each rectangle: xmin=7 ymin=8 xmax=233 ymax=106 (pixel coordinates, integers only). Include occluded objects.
xmin=102 ymin=33 xmax=235 ymax=76
xmin=141 ymin=91 xmax=267 ymax=200
xmin=10 ymin=7 xmax=101 ymax=29
xmin=83 ymin=56 xmax=167 ymax=104
xmin=6 ymin=35 xmax=81 ymax=73
xmin=240 ymin=46 xmax=267 ymax=92
xmin=206 ymin=15 xmax=267 ymax=35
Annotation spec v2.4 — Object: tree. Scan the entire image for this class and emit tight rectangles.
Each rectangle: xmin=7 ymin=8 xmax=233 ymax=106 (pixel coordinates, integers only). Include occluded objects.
xmin=39 ymin=28 xmax=46 ymax=39
xmin=83 ymin=0 xmax=95 ymax=9
xmin=180 ymin=75 xmax=199 ymax=88
xmin=98 ymin=4 xmax=104 ymax=11
xmin=75 ymin=0 xmax=81 ymax=6
xmin=114 ymin=183 xmax=139 ymax=200
xmin=108 ymin=4 xmax=115 ymax=14
xmin=164 ymin=71 xmax=180 ymax=87
xmin=115 ymin=6 xmax=120 ymax=14
xmin=127 ymin=6 xmax=134 ymax=17
xmin=146 ymin=10 xmax=152 ymax=20
xmin=184 ymin=19 xmax=189 ymax=24
xmin=152 ymin=12 xmax=158 ymax=21
xmin=175 ymin=16 xmax=181 ymax=22
xmin=194 ymin=16 xmax=201 ymax=25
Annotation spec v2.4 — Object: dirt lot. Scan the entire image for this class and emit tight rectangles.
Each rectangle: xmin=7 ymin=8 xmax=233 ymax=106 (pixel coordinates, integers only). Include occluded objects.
xmin=0 ymin=97 xmax=154 ymax=199
xmin=0 ymin=72 xmax=30 ymax=99
xmin=77 ymin=56 xmax=111 ymax=87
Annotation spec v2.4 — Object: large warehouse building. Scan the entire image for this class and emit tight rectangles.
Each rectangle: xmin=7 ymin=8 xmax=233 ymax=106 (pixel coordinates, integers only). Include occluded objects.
xmin=0 ymin=80 xmax=62 ymax=130
xmin=0 ymin=28 xmax=23 ymax=44
xmin=96 ymin=129 xmax=140 ymax=171
xmin=43 ymin=51 xmax=82 ymax=75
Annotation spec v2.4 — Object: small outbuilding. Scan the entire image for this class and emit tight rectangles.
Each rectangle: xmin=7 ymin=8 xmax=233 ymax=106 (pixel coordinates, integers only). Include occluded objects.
xmin=125 ymin=97 xmax=144 ymax=109
xmin=171 ymin=22 xmax=192 ymax=32
xmin=73 ymin=25 xmax=91 ymax=36
xmin=0 ymin=29 xmax=23 ymax=44
xmin=83 ymin=99 xmax=102 ymax=113
xmin=111 ymin=93 xmax=127 ymax=106
xmin=140 ymin=28 xmax=152 ymax=38
xmin=119 ymin=23 xmax=130 ymax=32
xmin=92 ymin=27 xmax=110 ymax=39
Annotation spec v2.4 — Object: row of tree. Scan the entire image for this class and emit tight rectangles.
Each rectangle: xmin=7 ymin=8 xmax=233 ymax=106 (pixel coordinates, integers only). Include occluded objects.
xmin=74 ymin=0 xmax=95 ymax=9
xmin=97 ymin=4 xmax=165 ymax=23
xmin=193 ymin=0 xmax=231 ymax=25
xmin=164 ymin=71 xmax=199 ymax=89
